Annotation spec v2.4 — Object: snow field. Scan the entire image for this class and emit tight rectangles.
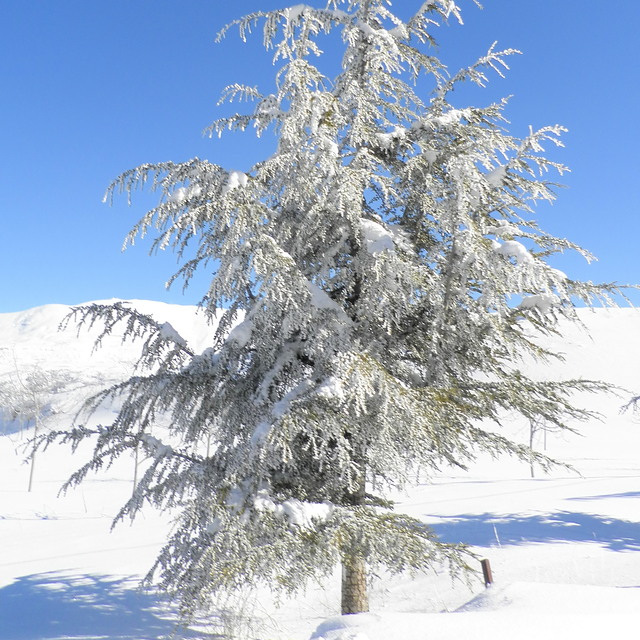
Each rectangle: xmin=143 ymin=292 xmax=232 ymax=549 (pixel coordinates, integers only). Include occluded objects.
xmin=2 ymin=302 xmax=640 ymax=639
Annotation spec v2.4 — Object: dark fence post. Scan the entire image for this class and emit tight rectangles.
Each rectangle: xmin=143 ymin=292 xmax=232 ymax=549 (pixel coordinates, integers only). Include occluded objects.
xmin=481 ymin=558 xmax=493 ymax=588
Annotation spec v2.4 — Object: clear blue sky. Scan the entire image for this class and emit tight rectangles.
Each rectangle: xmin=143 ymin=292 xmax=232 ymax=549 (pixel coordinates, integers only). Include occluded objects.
xmin=2 ymin=1 xmax=639 ymax=313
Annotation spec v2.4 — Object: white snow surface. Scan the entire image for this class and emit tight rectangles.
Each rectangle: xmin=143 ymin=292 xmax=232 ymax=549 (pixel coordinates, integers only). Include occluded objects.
xmin=228 ymin=317 xmax=253 ymax=347
xmin=2 ymin=301 xmax=640 ymax=638
xmin=519 ymin=293 xmax=561 ymax=313
xmin=254 ymin=491 xmax=334 ymax=529
xmin=360 ymin=218 xmax=394 ymax=255
xmin=169 ymin=184 xmax=202 ymax=204
xmin=493 ymin=239 xmax=533 ymax=264
xmin=284 ymin=4 xmax=308 ymax=22
xmin=307 ymin=281 xmax=345 ymax=314
xmin=222 ymin=169 xmax=248 ymax=195
xmin=158 ymin=321 xmax=187 ymax=347
xmin=485 ymin=165 xmax=507 ymax=187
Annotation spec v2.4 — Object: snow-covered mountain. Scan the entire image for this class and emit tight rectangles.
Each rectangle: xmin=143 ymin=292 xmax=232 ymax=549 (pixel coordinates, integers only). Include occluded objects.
xmin=2 ymin=301 xmax=640 ymax=639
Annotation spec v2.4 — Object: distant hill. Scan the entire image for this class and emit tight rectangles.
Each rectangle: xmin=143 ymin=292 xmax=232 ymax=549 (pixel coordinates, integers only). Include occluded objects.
xmin=3 ymin=300 xmax=639 ymax=416
xmin=1 ymin=300 xmax=639 ymax=462
xmin=0 ymin=300 xmax=217 ymax=435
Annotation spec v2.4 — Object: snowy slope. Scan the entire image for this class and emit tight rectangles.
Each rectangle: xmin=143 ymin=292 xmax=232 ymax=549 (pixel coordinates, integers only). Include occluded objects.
xmin=1 ymin=302 xmax=640 ymax=639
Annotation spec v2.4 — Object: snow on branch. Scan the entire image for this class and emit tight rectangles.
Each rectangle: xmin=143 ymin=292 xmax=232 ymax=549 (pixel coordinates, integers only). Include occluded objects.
xmin=62 ymin=302 xmax=194 ymax=372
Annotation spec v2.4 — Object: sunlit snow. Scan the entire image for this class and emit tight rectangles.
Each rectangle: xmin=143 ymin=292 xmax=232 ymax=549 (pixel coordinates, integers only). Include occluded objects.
xmin=360 ymin=219 xmax=394 ymax=255
xmin=2 ymin=301 xmax=640 ymax=639
xmin=222 ymin=169 xmax=248 ymax=195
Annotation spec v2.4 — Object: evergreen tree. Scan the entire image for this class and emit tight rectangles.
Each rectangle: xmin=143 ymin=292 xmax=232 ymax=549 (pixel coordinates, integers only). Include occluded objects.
xmin=42 ymin=0 xmax=621 ymax=626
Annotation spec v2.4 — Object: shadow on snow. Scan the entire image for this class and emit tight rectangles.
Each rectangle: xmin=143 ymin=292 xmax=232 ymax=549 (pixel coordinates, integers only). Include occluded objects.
xmin=428 ymin=510 xmax=640 ymax=552
xmin=568 ymin=491 xmax=640 ymax=501
xmin=0 ymin=572 xmax=208 ymax=640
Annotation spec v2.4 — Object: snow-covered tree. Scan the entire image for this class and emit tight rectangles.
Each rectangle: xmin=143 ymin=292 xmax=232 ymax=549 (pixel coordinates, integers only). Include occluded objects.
xmin=41 ymin=0 xmax=621 ymax=626
xmin=0 ymin=360 xmax=73 ymax=490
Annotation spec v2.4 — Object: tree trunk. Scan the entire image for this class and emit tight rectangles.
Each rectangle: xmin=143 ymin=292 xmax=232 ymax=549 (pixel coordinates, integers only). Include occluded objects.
xmin=28 ymin=416 xmax=39 ymax=492
xmin=341 ymin=555 xmax=369 ymax=614
xmin=132 ymin=442 xmax=140 ymax=497
xmin=529 ymin=419 xmax=535 ymax=479
xmin=341 ymin=456 xmax=368 ymax=615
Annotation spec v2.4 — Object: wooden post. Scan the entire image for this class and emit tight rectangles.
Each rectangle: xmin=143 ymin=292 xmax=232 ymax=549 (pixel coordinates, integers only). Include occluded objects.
xmin=481 ymin=558 xmax=493 ymax=587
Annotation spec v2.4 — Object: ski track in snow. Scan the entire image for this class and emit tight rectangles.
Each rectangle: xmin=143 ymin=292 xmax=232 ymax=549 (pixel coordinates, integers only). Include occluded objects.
xmin=2 ymin=301 xmax=640 ymax=639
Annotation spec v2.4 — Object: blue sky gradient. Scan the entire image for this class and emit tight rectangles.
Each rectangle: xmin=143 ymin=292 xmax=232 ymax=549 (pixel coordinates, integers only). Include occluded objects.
xmin=2 ymin=1 xmax=638 ymax=312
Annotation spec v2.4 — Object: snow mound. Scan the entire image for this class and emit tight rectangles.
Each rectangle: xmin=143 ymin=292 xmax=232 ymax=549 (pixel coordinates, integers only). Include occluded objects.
xmin=457 ymin=581 xmax=640 ymax=615
xmin=309 ymin=583 xmax=640 ymax=640
xmin=310 ymin=613 xmax=381 ymax=640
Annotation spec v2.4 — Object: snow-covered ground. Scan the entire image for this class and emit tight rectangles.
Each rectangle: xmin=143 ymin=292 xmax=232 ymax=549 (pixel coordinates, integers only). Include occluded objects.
xmin=2 ymin=301 xmax=640 ymax=639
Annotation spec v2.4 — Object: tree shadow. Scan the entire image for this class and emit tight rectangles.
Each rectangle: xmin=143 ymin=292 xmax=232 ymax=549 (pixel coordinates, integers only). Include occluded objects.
xmin=428 ymin=510 xmax=640 ymax=552
xmin=0 ymin=572 xmax=212 ymax=640
xmin=0 ymin=418 xmax=29 ymax=437
xmin=568 ymin=491 xmax=640 ymax=501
